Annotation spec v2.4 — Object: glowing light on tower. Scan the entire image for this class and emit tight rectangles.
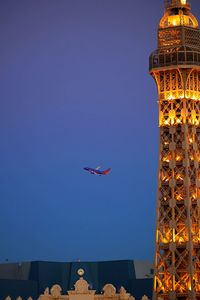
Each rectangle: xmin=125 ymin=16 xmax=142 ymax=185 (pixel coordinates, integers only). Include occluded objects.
xmin=149 ymin=0 xmax=200 ymax=299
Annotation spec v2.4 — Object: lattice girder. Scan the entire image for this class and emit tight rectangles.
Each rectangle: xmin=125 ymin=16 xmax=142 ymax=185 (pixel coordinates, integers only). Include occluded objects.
xmin=150 ymin=1 xmax=200 ymax=299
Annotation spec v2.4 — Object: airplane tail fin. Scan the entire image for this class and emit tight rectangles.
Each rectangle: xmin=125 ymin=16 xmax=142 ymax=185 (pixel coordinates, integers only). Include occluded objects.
xmin=103 ymin=168 xmax=111 ymax=175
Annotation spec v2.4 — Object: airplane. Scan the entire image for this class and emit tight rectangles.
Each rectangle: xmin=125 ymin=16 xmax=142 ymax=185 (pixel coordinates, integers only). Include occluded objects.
xmin=83 ymin=166 xmax=111 ymax=176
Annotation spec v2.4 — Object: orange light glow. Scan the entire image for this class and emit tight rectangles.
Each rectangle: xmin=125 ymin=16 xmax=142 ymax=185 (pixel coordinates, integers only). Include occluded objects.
xmin=191 ymin=193 xmax=197 ymax=200
xmin=176 ymin=174 xmax=183 ymax=180
xmin=178 ymin=237 xmax=185 ymax=243
xmin=176 ymin=194 xmax=183 ymax=201
xmin=163 ymin=157 xmax=170 ymax=163
xmin=189 ymin=138 xmax=193 ymax=144
xmin=175 ymin=155 xmax=182 ymax=162
xmin=173 ymin=228 xmax=175 ymax=243
xmin=162 ymin=176 xmax=169 ymax=182
xmin=164 ymin=120 xmax=170 ymax=126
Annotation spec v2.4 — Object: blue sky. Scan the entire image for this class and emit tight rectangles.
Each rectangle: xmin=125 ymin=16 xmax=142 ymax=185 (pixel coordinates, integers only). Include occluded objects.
xmin=0 ymin=0 xmax=199 ymax=263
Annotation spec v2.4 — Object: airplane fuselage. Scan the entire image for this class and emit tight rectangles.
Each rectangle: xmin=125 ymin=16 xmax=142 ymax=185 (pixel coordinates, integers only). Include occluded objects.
xmin=83 ymin=167 xmax=111 ymax=176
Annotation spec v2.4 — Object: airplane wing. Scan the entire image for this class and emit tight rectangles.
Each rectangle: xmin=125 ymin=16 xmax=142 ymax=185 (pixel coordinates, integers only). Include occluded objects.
xmin=95 ymin=166 xmax=101 ymax=170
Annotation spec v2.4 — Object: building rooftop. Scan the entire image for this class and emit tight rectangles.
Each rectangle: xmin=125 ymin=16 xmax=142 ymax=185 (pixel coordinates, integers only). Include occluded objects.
xmin=0 ymin=260 xmax=153 ymax=300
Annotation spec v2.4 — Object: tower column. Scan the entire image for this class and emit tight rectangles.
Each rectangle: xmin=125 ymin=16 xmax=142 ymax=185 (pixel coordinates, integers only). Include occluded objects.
xmin=149 ymin=1 xmax=200 ymax=299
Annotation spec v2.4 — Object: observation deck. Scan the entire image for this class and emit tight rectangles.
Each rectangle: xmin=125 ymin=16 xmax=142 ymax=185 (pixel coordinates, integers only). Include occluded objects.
xmin=149 ymin=46 xmax=200 ymax=71
xmin=149 ymin=23 xmax=200 ymax=71
xmin=149 ymin=0 xmax=200 ymax=72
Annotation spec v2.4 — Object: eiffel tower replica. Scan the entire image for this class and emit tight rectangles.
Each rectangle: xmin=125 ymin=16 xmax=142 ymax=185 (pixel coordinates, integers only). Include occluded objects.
xmin=149 ymin=0 xmax=200 ymax=299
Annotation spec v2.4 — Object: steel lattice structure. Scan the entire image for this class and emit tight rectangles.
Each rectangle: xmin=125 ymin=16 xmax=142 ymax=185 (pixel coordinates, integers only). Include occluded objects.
xmin=149 ymin=1 xmax=200 ymax=299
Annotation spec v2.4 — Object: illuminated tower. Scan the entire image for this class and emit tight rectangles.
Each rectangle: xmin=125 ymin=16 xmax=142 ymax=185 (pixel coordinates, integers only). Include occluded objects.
xmin=149 ymin=0 xmax=200 ymax=299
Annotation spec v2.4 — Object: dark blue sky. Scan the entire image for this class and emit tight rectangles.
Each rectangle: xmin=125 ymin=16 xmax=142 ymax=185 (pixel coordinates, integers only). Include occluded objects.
xmin=0 ymin=0 xmax=199 ymax=263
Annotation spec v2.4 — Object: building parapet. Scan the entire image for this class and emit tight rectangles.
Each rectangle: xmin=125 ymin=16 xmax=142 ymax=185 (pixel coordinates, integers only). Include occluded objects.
xmin=4 ymin=277 xmax=151 ymax=300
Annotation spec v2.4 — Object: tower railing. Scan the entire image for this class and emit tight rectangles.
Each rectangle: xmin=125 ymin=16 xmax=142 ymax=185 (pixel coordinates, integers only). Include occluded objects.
xmin=149 ymin=48 xmax=200 ymax=70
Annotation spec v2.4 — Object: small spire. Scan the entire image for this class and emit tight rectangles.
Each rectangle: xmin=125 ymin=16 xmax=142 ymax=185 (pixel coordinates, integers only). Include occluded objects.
xmin=164 ymin=0 xmax=191 ymax=10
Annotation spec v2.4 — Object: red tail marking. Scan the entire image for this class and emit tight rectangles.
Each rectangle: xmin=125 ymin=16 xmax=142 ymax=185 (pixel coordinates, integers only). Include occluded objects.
xmin=103 ymin=168 xmax=111 ymax=175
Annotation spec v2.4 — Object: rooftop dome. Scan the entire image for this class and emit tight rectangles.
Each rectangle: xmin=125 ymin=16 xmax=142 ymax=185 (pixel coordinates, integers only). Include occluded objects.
xmin=160 ymin=0 xmax=198 ymax=29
